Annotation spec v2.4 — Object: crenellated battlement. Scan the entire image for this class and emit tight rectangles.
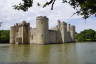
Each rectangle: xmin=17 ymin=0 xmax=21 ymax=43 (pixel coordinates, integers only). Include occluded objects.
xmin=36 ymin=16 xmax=49 ymax=21
xmin=13 ymin=21 xmax=30 ymax=27
xmin=10 ymin=16 xmax=75 ymax=44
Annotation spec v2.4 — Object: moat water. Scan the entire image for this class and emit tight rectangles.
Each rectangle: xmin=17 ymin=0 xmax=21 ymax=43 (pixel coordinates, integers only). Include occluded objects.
xmin=0 ymin=43 xmax=96 ymax=64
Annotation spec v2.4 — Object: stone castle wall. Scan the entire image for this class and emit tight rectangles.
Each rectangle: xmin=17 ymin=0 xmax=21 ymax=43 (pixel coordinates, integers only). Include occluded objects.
xmin=48 ymin=30 xmax=57 ymax=44
xmin=10 ymin=16 xmax=75 ymax=44
xmin=10 ymin=21 xmax=30 ymax=44
xmin=30 ymin=28 xmax=37 ymax=44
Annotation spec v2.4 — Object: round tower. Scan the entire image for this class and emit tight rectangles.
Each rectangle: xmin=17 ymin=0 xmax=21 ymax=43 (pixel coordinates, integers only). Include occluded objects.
xmin=10 ymin=26 xmax=16 ymax=44
xmin=36 ymin=16 xmax=49 ymax=44
xmin=70 ymin=25 xmax=75 ymax=42
xmin=56 ymin=20 xmax=62 ymax=43
xmin=60 ymin=22 xmax=67 ymax=43
xmin=67 ymin=24 xmax=70 ymax=32
xmin=67 ymin=24 xmax=71 ymax=42
xmin=21 ymin=21 xmax=30 ymax=44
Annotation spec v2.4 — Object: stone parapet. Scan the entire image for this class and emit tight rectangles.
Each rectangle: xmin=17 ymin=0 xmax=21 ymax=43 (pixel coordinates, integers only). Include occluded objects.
xmin=10 ymin=16 xmax=75 ymax=44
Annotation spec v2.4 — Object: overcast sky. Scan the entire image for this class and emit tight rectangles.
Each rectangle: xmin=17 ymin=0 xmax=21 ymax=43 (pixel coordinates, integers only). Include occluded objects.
xmin=0 ymin=0 xmax=96 ymax=33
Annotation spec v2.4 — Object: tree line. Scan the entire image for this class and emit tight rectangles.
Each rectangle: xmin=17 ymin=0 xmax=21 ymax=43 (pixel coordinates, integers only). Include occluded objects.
xmin=0 ymin=30 xmax=10 ymax=43
xmin=0 ymin=29 xmax=96 ymax=43
xmin=75 ymin=29 xmax=96 ymax=42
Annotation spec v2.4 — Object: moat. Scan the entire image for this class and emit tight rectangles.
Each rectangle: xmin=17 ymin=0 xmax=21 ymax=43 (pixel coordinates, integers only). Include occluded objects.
xmin=0 ymin=43 xmax=96 ymax=64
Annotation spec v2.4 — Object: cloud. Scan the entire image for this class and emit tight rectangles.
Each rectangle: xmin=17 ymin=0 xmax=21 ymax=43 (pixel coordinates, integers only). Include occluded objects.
xmin=0 ymin=0 xmax=96 ymax=33
xmin=67 ymin=16 xmax=96 ymax=33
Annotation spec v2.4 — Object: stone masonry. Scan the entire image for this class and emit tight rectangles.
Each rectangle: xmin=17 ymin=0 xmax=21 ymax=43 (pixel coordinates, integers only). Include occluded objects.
xmin=10 ymin=16 xmax=75 ymax=44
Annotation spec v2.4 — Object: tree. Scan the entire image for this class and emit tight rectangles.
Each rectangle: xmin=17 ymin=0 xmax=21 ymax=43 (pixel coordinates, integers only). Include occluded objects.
xmin=82 ymin=29 xmax=95 ymax=40
xmin=95 ymin=32 xmax=96 ymax=40
xmin=13 ymin=0 xmax=96 ymax=19
xmin=0 ymin=22 xmax=2 ymax=27
xmin=76 ymin=29 xmax=96 ymax=42
xmin=0 ymin=30 xmax=10 ymax=43
xmin=76 ymin=33 xmax=85 ymax=42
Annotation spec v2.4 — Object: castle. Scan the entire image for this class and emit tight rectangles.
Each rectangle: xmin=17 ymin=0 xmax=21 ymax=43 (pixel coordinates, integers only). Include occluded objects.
xmin=10 ymin=16 xmax=75 ymax=44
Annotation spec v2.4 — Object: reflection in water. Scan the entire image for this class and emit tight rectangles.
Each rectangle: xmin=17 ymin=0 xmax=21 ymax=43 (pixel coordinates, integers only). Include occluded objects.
xmin=8 ymin=45 xmax=32 ymax=62
xmin=48 ymin=44 xmax=77 ymax=64
xmin=8 ymin=45 xmax=51 ymax=64
xmin=0 ymin=43 xmax=96 ymax=64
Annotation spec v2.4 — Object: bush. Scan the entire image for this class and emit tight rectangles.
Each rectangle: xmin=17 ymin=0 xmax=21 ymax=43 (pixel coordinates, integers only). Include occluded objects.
xmin=0 ymin=30 xmax=10 ymax=43
xmin=76 ymin=29 xmax=96 ymax=42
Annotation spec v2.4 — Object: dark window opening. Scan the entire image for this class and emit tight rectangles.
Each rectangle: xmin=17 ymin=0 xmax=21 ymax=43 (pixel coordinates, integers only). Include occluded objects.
xmin=32 ymin=35 xmax=33 ymax=40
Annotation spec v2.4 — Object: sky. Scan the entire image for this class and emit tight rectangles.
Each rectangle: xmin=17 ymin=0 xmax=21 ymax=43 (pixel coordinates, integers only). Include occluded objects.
xmin=0 ymin=0 xmax=96 ymax=33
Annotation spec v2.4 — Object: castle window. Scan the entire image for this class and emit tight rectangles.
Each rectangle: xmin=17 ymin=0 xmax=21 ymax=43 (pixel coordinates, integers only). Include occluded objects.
xmin=32 ymin=35 xmax=33 ymax=40
xmin=42 ymin=34 xmax=43 ymax=38
xmin=41 ymin=21 xmax=43 ymax=24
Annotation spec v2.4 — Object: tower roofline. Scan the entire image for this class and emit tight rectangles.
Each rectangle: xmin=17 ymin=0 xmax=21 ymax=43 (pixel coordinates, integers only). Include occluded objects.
xmin=36 ymin=16 xmax=48 ymax=21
